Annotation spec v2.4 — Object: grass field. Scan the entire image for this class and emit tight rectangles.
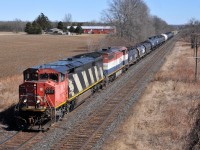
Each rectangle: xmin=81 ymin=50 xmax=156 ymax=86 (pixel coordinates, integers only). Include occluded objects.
xmin=0 ymin=33 xmax=106 ymax=110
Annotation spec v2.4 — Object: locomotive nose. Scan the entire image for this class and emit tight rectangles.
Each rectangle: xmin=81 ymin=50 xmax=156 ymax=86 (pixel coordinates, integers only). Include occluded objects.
xmin=19 ymin=82 xmax=45 ymax=107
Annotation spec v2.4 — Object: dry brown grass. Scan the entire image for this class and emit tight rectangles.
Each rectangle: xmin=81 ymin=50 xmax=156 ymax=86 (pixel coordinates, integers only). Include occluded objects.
xmin=0 ymin=75 xmax=22 ymax=111
xmin=0 ymin=34 xmax=106 ymax=110
xmin=102 ymin=41 xmax=200 ymax=150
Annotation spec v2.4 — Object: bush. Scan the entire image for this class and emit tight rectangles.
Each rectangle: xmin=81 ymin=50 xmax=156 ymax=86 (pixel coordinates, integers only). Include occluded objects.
xmin=69 ymin=26 xmax=75 ymax=33
xmin=75 ymin=25 xmax=83 ymax=34
xmin=24 ymin=21 xmax=42 ymax=34
xmin=57 ymin=21 xmax=64 ymax=30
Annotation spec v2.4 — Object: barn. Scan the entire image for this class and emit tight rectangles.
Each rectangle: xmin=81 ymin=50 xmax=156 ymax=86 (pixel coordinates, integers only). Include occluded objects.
xmin=67 ymin=26 xmax=115 ymax=34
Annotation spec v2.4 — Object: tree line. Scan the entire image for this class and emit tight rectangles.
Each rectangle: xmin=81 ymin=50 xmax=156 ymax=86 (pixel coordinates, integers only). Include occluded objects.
xmin=0 ymin=19 xmax=26 ymax=32
xmin=0 ymin=13 xmax=84 ymax=34
xmin=102 ymin=0 xmax=173 ymax=43
xmin=184 ymin=18 xmax=200 ymax=35
xmin=24 ymin=13 xmax=83 ymax=34
xmin=0 ymin=0 xmax=176 ymax=40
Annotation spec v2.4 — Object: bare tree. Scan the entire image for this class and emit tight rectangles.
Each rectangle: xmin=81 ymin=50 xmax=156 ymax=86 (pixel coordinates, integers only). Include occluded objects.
xmin=188 ymin=18 xmax=200 ymax=33
xmin=102 ymin=0 xmax=153 ymax=43
xmin=102 ymin=0 xmax=172 ymax=44
xmin=152 ymin=16 xmax=172 ymax=35
xmin=102 ymin=0 xmax=137 ymax=37
xmin=63 ymin=13 xmax=72 ymax=26
xmin=181 ymin=18 xmax=200 ymax=42
xmin=0 ymin=20 xmax=26 ymax=32
xmin=13 ymin=19 xmax=24 ymax=32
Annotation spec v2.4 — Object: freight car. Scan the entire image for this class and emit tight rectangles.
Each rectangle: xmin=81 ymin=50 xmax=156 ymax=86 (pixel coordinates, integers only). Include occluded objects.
xmin=165 ymin=32 xmax=174 ymax=39
xmin=15 ymin=31 xmax=175 ymax=130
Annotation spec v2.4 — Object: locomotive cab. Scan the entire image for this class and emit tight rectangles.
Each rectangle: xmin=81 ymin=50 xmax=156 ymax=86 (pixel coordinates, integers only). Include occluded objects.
xmin=19 ymin=68 xmax=67 ymax=111
xmin=16 ymin=68 xmax=67 ymax=129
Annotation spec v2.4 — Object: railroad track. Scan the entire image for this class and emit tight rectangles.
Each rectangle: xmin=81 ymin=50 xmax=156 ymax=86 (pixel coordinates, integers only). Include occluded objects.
xmin=0 ymin=130 xmax=44 ymax=150
xmin=0 ymin=128 xmax=17 ymax=145
xmin=51 ymin=38 xmax=177 ymax=150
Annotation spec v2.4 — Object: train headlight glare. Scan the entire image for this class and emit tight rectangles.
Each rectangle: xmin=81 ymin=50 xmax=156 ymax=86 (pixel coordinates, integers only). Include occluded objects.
xmin=23 ymin=99 xmax=27 ymax=103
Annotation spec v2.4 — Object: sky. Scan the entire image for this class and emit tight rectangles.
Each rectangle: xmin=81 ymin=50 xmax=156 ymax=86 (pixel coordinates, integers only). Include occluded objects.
xmin=0 ymin=0 xmax=200 ymax=25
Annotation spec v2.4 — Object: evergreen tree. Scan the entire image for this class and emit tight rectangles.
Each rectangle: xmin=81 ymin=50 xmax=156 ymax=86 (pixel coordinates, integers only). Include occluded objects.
xmin=24 ymin=22 xmax=31 ymax=33
xmin=24 ymin=13 xmax=49 ymax=34
xmin=31 ymin=21 xmax=42 ymax=34
xmin=57 ymin=21 xmax=64 ymax=30
xmin=69 ymin=26 xmax=75 ymax=33
xmin=35 ymin=13 xmax=51 ymax=31
xmin=75 ymin=25 xmax=83 ymax=34
xmin=25 ymin=21 xmax=42 ymax=34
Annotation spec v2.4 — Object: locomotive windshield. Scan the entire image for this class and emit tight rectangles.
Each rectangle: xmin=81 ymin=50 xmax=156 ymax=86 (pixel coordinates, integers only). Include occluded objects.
xmin=39 ymin=73 xmax=58 ymax=82
xmin=24 ymin=73 xmax=38 ymax=81
xmin=40 ymin=73 xmax=48 ymax=80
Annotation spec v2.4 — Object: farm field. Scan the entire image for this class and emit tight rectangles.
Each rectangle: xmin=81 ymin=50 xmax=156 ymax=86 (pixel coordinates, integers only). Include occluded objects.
xmin=103 ymin=41 xmax=200 ymax=150
xmin=0 ymin=33 xmax=106 ymax=78
xmin=0 ymin=33 xmax=106 ymax=110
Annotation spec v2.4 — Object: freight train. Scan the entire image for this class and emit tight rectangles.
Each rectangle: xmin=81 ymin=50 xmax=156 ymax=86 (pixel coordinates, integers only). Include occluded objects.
xmin=15 ymin=32 xmax=175 ymax=130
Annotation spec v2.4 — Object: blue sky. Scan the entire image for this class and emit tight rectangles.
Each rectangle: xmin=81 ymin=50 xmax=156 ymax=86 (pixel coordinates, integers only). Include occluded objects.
xmin=144 ymin=0 xmax=200 ymax=25
xmin=0 ymin=0 xmax=199 ymax=25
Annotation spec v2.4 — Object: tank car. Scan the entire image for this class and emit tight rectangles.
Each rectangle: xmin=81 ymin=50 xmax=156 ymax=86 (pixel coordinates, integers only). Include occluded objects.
xmin=165 ymin=32 xmax=174 ymax=39
xmin=161 ymin=33 xmax=168 ymax=41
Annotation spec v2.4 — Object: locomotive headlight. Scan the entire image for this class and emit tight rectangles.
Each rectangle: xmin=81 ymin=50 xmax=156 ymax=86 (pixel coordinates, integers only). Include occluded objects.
xmin=23 ymin=99 xmax=27 ymax=103
xmin=36 ymin=100 xmax=40 ymax=104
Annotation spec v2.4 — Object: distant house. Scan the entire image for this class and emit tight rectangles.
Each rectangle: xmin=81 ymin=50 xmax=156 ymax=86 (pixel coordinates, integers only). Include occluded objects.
xmin=48 ymin=28 xmax=64 ymax=35
xmin=67 ymin=26 xmax=116 ymax=34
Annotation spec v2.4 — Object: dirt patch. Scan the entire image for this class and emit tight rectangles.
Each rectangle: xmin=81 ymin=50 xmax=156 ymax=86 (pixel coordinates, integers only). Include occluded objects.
xmin=102 ymin=41 xmax=200 ymax=150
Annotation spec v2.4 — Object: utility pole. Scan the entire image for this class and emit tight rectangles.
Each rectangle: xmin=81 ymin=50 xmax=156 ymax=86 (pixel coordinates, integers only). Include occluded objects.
xmin=195 ymin=36 xmax=198 ymax=81
xmin=192 ymin=34 xmax=200 ymax=82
